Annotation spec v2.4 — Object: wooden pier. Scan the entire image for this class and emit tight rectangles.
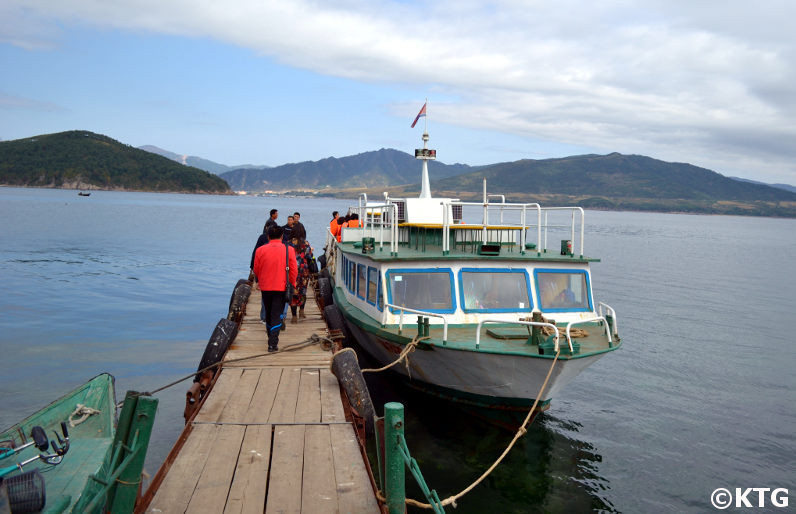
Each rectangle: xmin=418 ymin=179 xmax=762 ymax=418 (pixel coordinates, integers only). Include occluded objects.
xmin=142 ymin=285 xmax=381 ymax=513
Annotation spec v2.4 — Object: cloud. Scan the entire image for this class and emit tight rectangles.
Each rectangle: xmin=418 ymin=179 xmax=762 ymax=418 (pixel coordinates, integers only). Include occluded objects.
xmin=4 ymin=0 xmax=796 ymax=181
xmin=0 ymin=92 xmax=65 ymax=112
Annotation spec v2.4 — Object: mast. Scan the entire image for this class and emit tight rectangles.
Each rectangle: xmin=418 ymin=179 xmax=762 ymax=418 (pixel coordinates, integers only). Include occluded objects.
xmin=415 ymin=121 xmax=436 ymax=198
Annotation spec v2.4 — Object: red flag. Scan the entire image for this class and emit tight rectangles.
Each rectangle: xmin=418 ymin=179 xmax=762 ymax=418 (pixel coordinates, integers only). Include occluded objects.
xmin=411 ymin=102 xmax=427 ymax=128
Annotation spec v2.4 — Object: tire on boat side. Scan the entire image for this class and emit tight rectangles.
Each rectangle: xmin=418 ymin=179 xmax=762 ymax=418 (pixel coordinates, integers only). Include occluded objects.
xmin=318 ymin=254 xmax=327 ymax=270
xmin=195 ymin=318 xmax=238 ymax=382
xmin=318 ymin=266 xmax=331 ymax=281
xmin=318 ymin=277 xmax=334 ymax=308
xmin=227 ymin=279 xmax=252 ymax=324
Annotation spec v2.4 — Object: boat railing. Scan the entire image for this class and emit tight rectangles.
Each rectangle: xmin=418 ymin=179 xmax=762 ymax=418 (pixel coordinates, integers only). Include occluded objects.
xmin=351 ymin=202 xmax=399 ymax=256
xmin=566 ymin=317 xmax=613 ymax=346
xmin=384 ymin=303 xmax=448 ymax=343
xmin=350 ymin=197 xmax=586 ymax=257
xmin=597 ymin=302 xmax=619 ymax=337
xmin=475 ymin=319 xmax=568 ymax=352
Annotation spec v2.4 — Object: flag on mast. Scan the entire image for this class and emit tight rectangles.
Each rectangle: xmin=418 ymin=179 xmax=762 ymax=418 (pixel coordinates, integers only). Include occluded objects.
xmin=411 ymin=102 xmax=427 ymax=128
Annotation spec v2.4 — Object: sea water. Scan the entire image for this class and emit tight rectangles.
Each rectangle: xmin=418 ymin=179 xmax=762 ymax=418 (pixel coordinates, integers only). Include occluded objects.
xmin=0 ymin=187 xmax=793 ymax=512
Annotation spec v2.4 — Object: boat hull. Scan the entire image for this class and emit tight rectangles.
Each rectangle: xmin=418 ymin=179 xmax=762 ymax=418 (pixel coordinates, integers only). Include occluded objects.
xmin=341 ymin=307 xmax=607 ymax=412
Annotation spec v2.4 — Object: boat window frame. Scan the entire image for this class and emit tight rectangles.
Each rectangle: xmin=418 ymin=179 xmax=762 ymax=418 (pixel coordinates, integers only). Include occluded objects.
xmin=348 ymin=259 xmax=357 ymax=294
xmin=458 ymin=267 xmax=534 ymax=313
xmin=366 ymin=266 xmax=379 ymax=307
xmin=533 ymin=268 xmax=593 ymax=313
xmin=357 ymin=263 xmax=367 ymax=300
xmin=385 ymin=267 xmax=457 ymax=314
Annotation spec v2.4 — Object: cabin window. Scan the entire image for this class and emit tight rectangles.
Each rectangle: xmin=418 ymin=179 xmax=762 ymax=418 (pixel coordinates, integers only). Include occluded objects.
xmin=367 ymin=267 xmax=379 ymax=306
xmin=534 ymin=270 xmax=592 ymax=312
xmin=357 ymin=264 xmax=367 ymax=300
xmin=348 ymin=260 xmax=357 ymax=294
xmin=342 ymin=256 xmax=348 ymax=286
xmin=386 ymin=269 xmax=455 ymax=314
xmin=459 ymin=269 xmax=532 ymax=312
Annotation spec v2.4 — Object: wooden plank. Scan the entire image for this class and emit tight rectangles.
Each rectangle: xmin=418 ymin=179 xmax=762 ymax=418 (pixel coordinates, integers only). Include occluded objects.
xmin=320 ymin=369 xmax=346 ymax=423
xmin=265 ymin=425 xmax=306 ymax=514
xmin=268 ymin=368 xmax=301 ymax=423
xmin=329 ymin=424 xmax=381 ymax=514
xmin=302 ymin=425 xmax=339 ymax=513
xmin=194 ymin=368 xmax=244 ymax=423
xmin=295 ymin=369 xmax=321 ymax=423
xmin=246 ymin=368 xmax=282 ymax=424
xmin=147 ymin=424 xmax=219 ymax=513
xmin=218 ymin=369 xmax=261 ymax=423
xmin=224 ymin=425 xmax=272 ymax=514
xmin=186 ymin=424 xmax=247 ymax=513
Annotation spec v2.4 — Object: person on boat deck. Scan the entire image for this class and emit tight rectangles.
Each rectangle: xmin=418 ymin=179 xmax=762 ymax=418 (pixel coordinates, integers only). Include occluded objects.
xmin=263 ymin=209 xmax=278 ymax=233
xmin=282 ymin=215 xmax=295 ymax=243
xmin=347 ymin=213 xmax=361 ymax=228
xmin=329 ymin=211 xmax=339 ymax=236
xmin=334 ymin=215 xmax=347 ymax=242
xmin=292 ymin=212 xmax=307 ymax=241
xmin=253 ymin=225 xmax=298 ymax=352
xmin=289 ymin=237 xmax=312 ymax=323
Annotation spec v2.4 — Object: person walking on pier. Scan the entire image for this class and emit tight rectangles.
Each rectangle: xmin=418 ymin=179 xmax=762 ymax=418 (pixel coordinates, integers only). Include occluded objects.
xmin=292 ymin=212 xmax=306 ymax=241
xmin=263 ymin=209 xmax=278 ymax=233
xmin=253 ymin=225 xmax=297 ymax=352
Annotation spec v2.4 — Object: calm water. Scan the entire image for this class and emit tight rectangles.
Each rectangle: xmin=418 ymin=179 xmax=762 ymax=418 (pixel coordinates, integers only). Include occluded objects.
xmin=1 ymin=187 xmax=793 ymax=512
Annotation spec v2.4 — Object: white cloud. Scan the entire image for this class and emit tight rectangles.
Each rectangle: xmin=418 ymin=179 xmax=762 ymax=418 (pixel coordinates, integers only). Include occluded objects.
xmin=4 ymin=0 xmax=796 ymax=182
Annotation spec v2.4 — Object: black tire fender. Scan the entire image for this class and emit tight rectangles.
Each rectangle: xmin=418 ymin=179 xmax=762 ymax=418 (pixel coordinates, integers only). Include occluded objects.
xmin=318 ymin=277 xmax=333 ymax=308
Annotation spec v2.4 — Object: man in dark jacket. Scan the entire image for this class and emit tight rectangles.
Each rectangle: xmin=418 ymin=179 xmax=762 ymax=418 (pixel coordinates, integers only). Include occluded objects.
xmin=282 ymin=215 xmax=295 ymax=243
xmin=253 ymin=225 xmax=297 ymax=352
xmin=292 ymin=212 xmax=307 ymax=240
xmin=263 ymin=209 xmax=278 ymax=233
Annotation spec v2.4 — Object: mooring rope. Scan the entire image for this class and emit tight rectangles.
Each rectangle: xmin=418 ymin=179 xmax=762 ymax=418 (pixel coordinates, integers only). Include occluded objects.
xmin=118 ymin=333 xmax=332 ymax=406
xmin=382 ymin=348 xmax=562 ymax=510
xmin=360 ymin=335 xmax=428 ymax=374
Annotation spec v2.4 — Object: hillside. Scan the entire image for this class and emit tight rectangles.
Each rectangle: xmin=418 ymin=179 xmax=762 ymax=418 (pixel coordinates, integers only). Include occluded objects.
xmin=0 ymin=131 xmax=230 ymax=193
xmin=220 ymin=148 xmax=475 ymax=192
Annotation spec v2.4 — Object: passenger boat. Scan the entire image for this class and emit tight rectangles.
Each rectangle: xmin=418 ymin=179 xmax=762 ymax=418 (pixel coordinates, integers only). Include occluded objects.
xmin=320 ymin=130 xmax=621 ymax=427
xmin=0 ymin=373 xmax=157 ymax=513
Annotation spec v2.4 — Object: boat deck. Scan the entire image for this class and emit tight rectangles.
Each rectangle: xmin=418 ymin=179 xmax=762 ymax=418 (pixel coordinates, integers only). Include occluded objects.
xmin=143 ymin=286 xmax=381 ymax=513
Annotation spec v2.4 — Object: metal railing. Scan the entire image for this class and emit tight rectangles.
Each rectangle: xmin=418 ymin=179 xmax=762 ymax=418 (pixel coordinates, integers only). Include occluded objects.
xmin=566 ymin=317 xmax=612 ymax=346
xmin=597 ymin=302 xmax=619 ymax=337
xmin=383 ymin=303 xmax=448 ymax=343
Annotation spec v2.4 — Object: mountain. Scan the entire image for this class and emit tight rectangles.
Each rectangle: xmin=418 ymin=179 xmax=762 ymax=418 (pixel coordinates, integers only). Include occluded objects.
xmin=138 ymin=145 xmax=235 ymax=175
xmin=731 ymin=176 xmax=796 ymax=194
xmin=419 ymin=153 xmax=796 ymax=216
xmin=0 ymin=131 xmax=230 ymax=193
xmin=220 ymin=148 xmax=476 ymax=192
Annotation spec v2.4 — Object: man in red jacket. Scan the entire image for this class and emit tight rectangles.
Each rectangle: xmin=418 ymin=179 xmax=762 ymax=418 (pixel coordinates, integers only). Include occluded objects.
xmin=253 ymin=225 xmax=298 ymax=352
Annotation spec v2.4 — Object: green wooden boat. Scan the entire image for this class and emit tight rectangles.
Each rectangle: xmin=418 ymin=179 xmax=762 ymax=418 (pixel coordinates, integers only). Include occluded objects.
xmin=0 ymin=373 xmax=157 ymax=513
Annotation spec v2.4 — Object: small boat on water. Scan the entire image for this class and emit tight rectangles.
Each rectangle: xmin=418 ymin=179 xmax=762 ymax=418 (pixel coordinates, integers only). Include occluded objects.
xmin=320 ymin=130 xmax=621 ymax=427
xmin=77 ymin=191 xmax=91 ymax=196
xmin=0 ymin=373 xmax=157 ymax=513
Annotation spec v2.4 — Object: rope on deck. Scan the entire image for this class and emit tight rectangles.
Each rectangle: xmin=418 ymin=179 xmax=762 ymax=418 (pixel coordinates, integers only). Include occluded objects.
xmin=118 ymin=333 xmax=332 ymax=407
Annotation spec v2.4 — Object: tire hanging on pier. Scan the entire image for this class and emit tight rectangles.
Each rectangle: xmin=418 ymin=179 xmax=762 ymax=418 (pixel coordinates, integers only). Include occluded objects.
xmin=331 ymin=348 xmax=376 ymax=436
xmin=323 ymin=303 xmax=349 ymax=348
xmin=318 ymin=277 xmax=333 ymax=309
xmin=195 ymin=318 xmax=238 ymax=382
xmin=227 ymin=278 xmax=252 ymax=324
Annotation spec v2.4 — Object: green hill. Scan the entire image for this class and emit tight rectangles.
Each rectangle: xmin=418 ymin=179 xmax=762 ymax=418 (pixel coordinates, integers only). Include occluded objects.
xmin=0 ymin=131 xmax=230 ymax=193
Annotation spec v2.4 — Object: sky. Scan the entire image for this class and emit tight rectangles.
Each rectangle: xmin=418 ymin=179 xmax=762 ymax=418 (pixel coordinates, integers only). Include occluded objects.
xmin=1 ymin=1 xmax=795 ymax=184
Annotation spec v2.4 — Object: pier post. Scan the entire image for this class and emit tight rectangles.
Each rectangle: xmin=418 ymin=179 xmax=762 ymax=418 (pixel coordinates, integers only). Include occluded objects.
xmin=384 ymin=402 xmax=405 ymax=514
